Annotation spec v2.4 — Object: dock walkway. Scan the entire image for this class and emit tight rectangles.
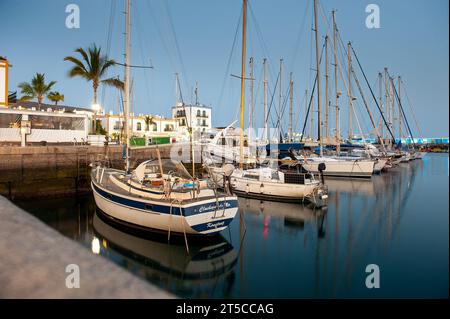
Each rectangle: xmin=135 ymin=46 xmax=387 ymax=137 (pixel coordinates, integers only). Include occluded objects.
xmin=0 ymin=195 xmax=174 ymax=298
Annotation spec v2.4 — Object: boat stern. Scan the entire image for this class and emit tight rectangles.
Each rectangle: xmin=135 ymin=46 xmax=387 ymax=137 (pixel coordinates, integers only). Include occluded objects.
xmin=184 ymin=197 xmax=239 ymax=235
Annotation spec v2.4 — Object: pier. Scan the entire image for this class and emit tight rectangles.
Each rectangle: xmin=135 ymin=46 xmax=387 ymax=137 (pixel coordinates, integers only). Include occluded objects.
xmin=0 ymin=194 xmax=174 ymax=298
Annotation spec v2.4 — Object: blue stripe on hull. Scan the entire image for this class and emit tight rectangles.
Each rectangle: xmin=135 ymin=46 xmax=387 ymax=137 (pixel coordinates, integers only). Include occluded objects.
xmin=92 ymin=182 xmax=238 ymax=217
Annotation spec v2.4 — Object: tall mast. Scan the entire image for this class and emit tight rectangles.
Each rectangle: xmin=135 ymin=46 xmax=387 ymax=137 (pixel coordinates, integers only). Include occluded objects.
xmin=278 ymin=58 xmax=283 ymax=140
xmin=313 ymin=0 xmax=323 ymax=156
xmin=384 ymin=67 xmax=391 ymax=148
xmin=263 ymin=58 xmax=268 ymax=142
xmin=378 ymin=72 xmax=383 ymax=141
xmin=398 ymin=76 xmax=402 ymax=141
xmin=239 ymin=0 xmax=247 ymax=169
xmin=325 ymin=35 xmax=329 ymax=140
xmin=310 ymin=99 xmax=314 ymax=139
xmin=390 ymin=75 xmax=395 ymax=143
xmin=347 ymin=41 xmax=353 ymax=141
xmin=124 ymin=0 xmax=131 ymax=172
xmin=249 ymin=57 xmax=254 ymax=144
xmin=332 ymin=10 xmax=340 ymax=155
xmin=288 ymin=72 xmax=293 ymax=142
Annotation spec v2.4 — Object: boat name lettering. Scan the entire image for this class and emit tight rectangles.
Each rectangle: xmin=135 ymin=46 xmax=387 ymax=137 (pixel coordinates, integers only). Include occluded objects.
xmin=207 ymin=221 xmax=225 ymax=228
xmin=199 ymin=202 xmax=231 ymax=213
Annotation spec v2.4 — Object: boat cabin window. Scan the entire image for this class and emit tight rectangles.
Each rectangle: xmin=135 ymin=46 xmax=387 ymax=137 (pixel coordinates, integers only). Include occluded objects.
xmin=243 ymin=173 xmax=259 ymax=180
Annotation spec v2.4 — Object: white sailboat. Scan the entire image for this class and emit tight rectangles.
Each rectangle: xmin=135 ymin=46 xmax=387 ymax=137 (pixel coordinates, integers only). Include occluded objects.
xmin=209 ymin=163 xmax=328 ymax=206
xmin=206 ymin=0 xmax=328 ymax=208
xmin=91 ymin=0 xmax=238 ymax=237
xmin=296 ymin=155 xmax=375 ymax=178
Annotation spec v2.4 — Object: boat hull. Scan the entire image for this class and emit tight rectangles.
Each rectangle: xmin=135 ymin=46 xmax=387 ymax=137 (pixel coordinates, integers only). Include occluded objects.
xmin=210 ymin=169 xmax=327 ymax=206
xmin=301 ymin=159 xmax=374 ymax=178
xmin=230 ymin=177 xmax=320 ymax=202
xmin=92 ymin=181 xmax=238 ymax=235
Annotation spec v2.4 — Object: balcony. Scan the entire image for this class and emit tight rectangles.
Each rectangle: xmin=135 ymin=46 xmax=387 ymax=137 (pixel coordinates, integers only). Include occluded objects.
xmin=174 ymin=112 xmax=186 ymax=118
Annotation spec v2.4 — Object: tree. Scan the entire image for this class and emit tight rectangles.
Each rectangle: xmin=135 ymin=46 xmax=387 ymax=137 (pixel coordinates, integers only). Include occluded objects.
xmin=64 ymin=44 xmax=124 ymax=134
xmin=64 ymin=44 xmax=124 ymax=104
xmin=47 ymin=91 xmax=65 ymax=105
xmin=144 ymin=115 xmax=155 ymax=131
xmin=18 ymin=73 xmax=56 ymax=110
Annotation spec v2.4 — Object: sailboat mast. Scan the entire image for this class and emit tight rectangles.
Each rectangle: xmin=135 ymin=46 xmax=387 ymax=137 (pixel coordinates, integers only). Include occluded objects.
xmin=384 ymin=67 xmax=391 ymax=148
xmin=332 ymin=10 xmax=340 ymax=155
xmin=398 ymin=76 xmax=402 ymax=141
xmin=124 ymin=0 xmax=131 ymax=173
xmin=389 ymin=74 xmax=395 ymax=143
xmin=278 ymin=58 xmax=283 ymax=140
xmin=249 ymin=57 xmax=254 ymax=144
xmin=263 ymin=58 xmax=268 ymax=142
xmin=239 ymin=0 xmax=247 ymax=169
xmin=289 ymin=72 xmax=293 ymax=142
xmin=378 ymin=72 xmax=383 ymax=141
xmin=325 ymin=35 xmax=329 ymax=140
xmin=313 ymin=0 xmax=323 ymax=156
xmin=347 ymin=41 xmax=353 ymax=141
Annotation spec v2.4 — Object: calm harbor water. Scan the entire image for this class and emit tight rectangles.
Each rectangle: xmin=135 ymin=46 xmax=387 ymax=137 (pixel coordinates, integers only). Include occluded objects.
xmin=16 ymin=153 xmax=448 ymax=298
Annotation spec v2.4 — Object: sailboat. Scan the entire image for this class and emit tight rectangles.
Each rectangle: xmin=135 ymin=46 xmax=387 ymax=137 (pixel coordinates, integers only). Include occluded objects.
xmin=206 ymin=0 xmax=328 ymax=208
xmin=91 ymin=0 xmax=238 ymax=236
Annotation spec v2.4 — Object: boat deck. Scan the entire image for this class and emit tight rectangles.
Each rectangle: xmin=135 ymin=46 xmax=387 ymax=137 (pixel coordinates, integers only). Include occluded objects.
xmin=92 ymin=168 xmax=230 ymax=204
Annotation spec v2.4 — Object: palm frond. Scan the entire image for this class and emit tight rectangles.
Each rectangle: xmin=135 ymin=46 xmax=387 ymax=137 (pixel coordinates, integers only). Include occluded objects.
xmin=99 ymin=58 xmax=116 ymax=78
xmin=75 ymin=47 xmax=91 ymax=71
xmin=102 ymin=77 xmax=124 ymax=91
xmin=19 ymin=95 xmax=34 ymax=102
xmin=64 ymin=56 xmax=89 ymax=76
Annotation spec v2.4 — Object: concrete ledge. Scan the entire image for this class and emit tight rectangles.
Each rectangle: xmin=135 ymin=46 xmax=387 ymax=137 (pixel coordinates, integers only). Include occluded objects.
xmin=0 ymin=195 xmax=175 ymax=298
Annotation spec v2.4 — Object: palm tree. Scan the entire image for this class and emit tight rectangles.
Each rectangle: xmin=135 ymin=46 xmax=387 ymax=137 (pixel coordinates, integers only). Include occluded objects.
xmin=47 ymin=91 xmax=65 ymax=105
xmin=65 ymin=44 xmax=123 ymax=134
xmin=64 ymin=44 xmax=124 ymax=105
xmin=18 ymin=73 xmax=56 ymax=110
xmin=144 ymin=115 xmax=155 ymax=132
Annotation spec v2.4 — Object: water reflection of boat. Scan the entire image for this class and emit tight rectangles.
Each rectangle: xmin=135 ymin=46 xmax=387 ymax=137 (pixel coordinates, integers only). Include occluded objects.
xmin=239 ymin=197 xmax=317 ymax=222
xmin=238 ymin=197 xmax=327 ymax=237
xmin=324 ymin=177 xmax=376 ymax=196
xmin=92 ymin=213 xmax=238 ymax=297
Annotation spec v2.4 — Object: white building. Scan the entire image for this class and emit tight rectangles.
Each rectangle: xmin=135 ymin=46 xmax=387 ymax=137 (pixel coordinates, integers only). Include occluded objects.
xmin=100 ymin=112 xmax=180 ymax=143
xmin=0 ymin=102 xmax=90 ymax=144
xmin=172 ymin=103 xmax=212 ymax=136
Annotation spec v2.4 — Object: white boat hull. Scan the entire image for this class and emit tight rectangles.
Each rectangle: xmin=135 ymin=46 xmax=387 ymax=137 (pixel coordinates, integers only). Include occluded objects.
xmin=301 ymin=159 xmax=374 ymax=178
xmin=210 ymin=168 xmax=327 ymax=205
xmin=230 ymin=176 xmax=320 ymax=202
xmin=373 ymin=158 xmax=388 ymax=173
xmin=92 ymin=181 xmax=238 ymax=235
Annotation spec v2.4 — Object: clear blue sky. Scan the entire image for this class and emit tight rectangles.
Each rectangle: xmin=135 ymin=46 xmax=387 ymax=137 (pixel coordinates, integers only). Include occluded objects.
xmin=1 ymin=0 xmax=448 ymax=137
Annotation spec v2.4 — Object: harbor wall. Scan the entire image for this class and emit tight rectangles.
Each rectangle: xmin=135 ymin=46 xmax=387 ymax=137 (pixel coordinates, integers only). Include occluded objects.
xmin=0 ymin=195 xmax=174 ymax=298
xmin=0 ymin=144 xmax=202 ymax=200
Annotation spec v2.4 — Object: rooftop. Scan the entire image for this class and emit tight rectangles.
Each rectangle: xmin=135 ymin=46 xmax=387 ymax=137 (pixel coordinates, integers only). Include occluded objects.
xmin=9 ymin=101 xmax=94 ymax=113
xmin=171 ymin=103 xmax=212 ymax=110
